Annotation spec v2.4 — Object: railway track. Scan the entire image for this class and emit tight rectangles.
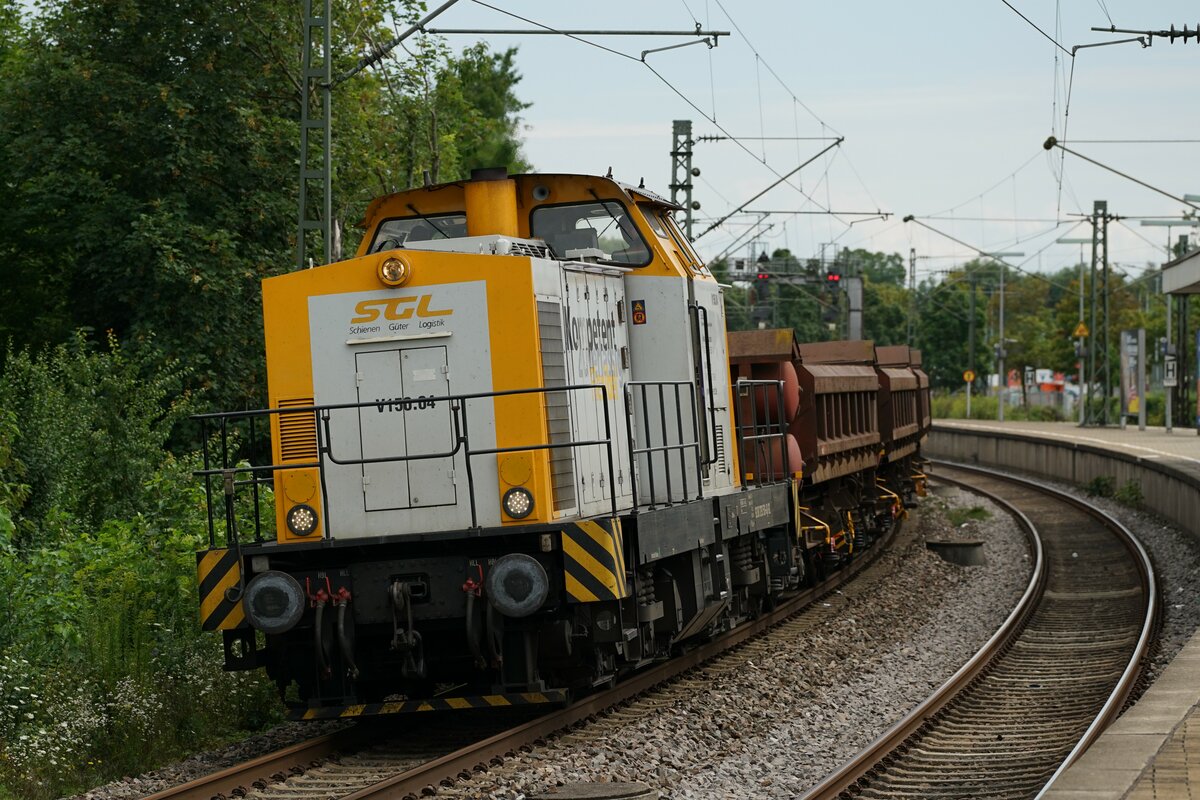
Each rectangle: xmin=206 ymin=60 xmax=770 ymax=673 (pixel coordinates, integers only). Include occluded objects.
xmin=149 ymin=508 xmax=905 ymax=800
xmin=802 ymin=461 xmax=1158 ymax=800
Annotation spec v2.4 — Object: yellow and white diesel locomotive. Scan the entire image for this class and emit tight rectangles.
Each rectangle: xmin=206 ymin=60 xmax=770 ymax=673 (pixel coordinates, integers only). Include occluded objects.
xmin=194 ymin=168 xmax=928 ymax=719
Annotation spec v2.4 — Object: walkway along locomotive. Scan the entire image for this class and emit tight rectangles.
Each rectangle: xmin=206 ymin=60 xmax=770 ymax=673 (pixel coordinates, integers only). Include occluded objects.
xmin=193 ymin=169 xmax=931 ymax=719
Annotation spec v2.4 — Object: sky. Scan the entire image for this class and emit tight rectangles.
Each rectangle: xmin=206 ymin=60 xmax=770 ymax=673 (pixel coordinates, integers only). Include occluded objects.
xmin=436 ymin=1 xmax=1200 ymax=281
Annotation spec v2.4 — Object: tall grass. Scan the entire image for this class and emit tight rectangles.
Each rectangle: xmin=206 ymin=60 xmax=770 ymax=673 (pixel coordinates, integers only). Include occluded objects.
xmin=0 ymin=337 xmax=282 ymax=799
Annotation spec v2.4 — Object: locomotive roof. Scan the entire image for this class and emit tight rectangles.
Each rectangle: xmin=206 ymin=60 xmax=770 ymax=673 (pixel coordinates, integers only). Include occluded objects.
xmin=360 ymin=170 xmax=681 ymax=227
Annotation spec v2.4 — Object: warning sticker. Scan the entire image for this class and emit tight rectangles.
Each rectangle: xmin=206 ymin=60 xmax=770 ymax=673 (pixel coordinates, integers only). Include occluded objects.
xmin=631 ymin=299 xmax=647 ymax=325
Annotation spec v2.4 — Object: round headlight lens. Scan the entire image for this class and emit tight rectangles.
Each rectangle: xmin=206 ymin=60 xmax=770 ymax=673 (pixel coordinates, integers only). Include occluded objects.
xmin=502 ymin=487 xmax=534 ymax=520
xmin=378 ymin=256 xmax=411 ymax=286
xmin=286 ymin=503 xmax=318 ymax=536
xmin=243 ymin=571 xmax=305 ymax=634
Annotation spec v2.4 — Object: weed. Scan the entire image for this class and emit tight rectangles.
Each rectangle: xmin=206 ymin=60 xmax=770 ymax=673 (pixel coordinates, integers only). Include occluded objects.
xmin=947 ymin=505 xmax=992 ymax=526
xmin=1084 ymin=475 xmax=1116 ymax=498
xmin=1114 ymin=479 xmax=1144 ymax=508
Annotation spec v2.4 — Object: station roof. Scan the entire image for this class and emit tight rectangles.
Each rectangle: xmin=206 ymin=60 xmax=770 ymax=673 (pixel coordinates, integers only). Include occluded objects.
xmin=1163 ymin=247 xmax=1200 ymax=295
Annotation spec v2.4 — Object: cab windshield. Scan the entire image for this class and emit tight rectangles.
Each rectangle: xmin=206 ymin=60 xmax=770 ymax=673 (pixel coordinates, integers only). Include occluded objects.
xmin=369 ymin=213 xmax=468 ymax=253
xmin=531 ymin=201 xmax=651 ymax=266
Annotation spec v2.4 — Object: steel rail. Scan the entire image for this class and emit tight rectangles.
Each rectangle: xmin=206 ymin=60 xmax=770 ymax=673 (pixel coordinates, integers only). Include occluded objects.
xmin=799 ymin=464 xmax=1047 ymax=800
xmin=142 ymin=727 xmax=364 ymax=800
xmin=800 ymin=461 xmax=1157 ymax=800
xmin=1035 ymin=465 xmax=1159 ymax=796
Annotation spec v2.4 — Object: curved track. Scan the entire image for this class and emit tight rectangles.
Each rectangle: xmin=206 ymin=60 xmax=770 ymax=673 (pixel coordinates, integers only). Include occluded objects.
xmin=149 ymin=510 xmax=904 ymax=800
xmin=803 ymin=462 xmax=1158 ymax=800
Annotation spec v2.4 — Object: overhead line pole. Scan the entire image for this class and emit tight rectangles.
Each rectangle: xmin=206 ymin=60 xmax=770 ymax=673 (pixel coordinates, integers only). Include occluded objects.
xmin=298 ymin=0 xmax=463 ymax=271
xmin=670 ymin=120 xmax=696 ymax=238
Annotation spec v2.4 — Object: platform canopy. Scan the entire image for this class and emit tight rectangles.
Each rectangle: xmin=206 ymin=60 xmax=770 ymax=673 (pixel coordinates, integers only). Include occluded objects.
xmin=1163 ymin=247 xmax=1200 ymax=294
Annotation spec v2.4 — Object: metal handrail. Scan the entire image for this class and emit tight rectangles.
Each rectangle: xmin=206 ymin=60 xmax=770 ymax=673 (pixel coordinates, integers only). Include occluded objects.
xmin=624 ymin=380 xmax=704 ymax=509
xmin=193 ymin=383 xmax=620 ymax=545
xmin=733 ymin=379 xmax=789 ymax=485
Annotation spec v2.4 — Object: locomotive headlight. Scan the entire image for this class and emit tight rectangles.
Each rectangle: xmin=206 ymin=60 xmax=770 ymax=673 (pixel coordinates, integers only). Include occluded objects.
xmin=243 ymin=571 xmax=305 ymax=634
xmin=378 ymin=256 xmax=411 ymax=286
xmin=502 ymin=487 xmax=534 ymax=520
xmin=286 ymin=503 xmax=318 ymax=536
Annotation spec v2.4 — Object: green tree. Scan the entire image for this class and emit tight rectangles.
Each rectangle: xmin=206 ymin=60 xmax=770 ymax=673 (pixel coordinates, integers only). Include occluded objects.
xmin=448 ymin=43 xmax=531 ymax=173
xmin=837 ymin=247 xmax=906 ymax=286
xmin=914 ymin=271 xmax=984 ymax=388
xmin=863 ymin=279 xmax=909 ymax=346
xmin=0 ymin=0 xmax=531 ymax=411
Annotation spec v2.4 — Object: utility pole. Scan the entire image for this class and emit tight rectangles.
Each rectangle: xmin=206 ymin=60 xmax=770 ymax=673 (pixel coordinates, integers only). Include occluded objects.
xmin=987 ymin=252 xmax=1024 ymax=422
xmin=1057 ymin=235 xmax=1092 ymax=425
xmin=968 ymin=272 xmax=977 ymax=380
xmin=296 ymin=0 xmax=462 ymax=270
xmin=297 ymin=7 xmax=716 ymax=270
xmin=669 ymin=120 xmax=696 ymax=239
xmin=907 ymin=247 xmax=917 ymax=345
xmin=297 ymin=0 xmax=332 ymax=270
xmin=1087 ymin=201 xmax=1112 ymax=425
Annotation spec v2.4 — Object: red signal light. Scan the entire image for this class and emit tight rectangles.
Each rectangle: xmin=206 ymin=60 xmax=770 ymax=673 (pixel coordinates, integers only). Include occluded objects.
xmin=826 ymin=273 xmax=841 ymax=282
xmin=756 ymin=272 xmax=770 ymax=280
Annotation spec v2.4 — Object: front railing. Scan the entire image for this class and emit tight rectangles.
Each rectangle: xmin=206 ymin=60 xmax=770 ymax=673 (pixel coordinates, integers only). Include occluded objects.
xmin=193 ymin=384 xmax=618 ymax=549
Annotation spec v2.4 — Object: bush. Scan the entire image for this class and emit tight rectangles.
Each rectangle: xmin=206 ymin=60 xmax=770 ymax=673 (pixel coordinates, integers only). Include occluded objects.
xmin=932 ymin=391 xmax=1065 ymax=422
xmin=0 ymin=456 xmax=282 ymax=798
xmin=0 ymin=331 xmax=193 ymax=544
xmin=0 ymin=334 xmax=281 ymax=797
xmin=0 ymin=412 xmax=28 ymax=542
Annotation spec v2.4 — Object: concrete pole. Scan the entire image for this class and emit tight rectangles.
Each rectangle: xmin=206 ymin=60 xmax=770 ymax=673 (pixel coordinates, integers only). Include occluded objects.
xmin=1079 ymin=250 xmax=1086 ymax=425
xmin=1138 ymin=328 xmax=1147 ymax=431
xmin=998 ymin=262 xmax=1006 ymax=423
xmin=1167 ymin=294 xmax=1174 ymax=433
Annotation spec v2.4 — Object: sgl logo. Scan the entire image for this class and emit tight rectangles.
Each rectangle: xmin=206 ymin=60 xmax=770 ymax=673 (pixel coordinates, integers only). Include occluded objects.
xmin=351 ymin=296 xmax=452 ymax=323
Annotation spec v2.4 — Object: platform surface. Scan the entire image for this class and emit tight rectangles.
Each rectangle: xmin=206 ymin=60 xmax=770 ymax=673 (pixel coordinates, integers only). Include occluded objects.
xmin=931 ymin=418 xmax=1200 ymax=799
xmin=936 ymin=418 xmax=1200 ymax=464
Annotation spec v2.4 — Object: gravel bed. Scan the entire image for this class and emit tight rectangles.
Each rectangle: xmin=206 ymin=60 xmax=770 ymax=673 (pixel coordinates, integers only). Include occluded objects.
xmin=438 ymin=489 xmax=1031 ymax=800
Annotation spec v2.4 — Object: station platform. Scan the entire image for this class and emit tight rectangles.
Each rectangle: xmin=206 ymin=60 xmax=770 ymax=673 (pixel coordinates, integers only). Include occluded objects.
xmin=925 ymin=419 xmax=1200 ymax=799
xmin=934 ymin=418 xmax=1200 ymax=464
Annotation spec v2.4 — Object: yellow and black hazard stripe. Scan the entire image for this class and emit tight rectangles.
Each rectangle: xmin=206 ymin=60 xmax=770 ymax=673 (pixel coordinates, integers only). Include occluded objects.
xmin=196 ymin=548 xmax=247 ymax=631
xmin=561 ymin=518 xmax=628 ymax=603
xmin=290 ymin=689 xmax=569 ymax=720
